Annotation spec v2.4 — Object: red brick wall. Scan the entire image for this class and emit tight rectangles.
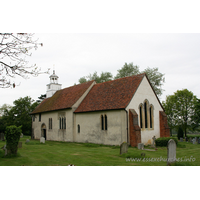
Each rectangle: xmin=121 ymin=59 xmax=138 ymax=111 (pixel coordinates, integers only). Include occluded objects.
xmin=159 ymin=111 xmax=170 ymax=137
xmin=129 ymin=109 xmax=141 ymax=147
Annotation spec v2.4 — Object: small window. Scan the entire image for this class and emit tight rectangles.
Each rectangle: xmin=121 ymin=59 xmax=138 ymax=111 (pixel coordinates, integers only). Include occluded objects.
xmin=59 ymin=117 xmax=62 ymax=129
xmin=64 ymin=117 xmax=66 ymax=129
xmin=39 ymin=113 xmax=41 ymax=122
xmin=105 ymin=115 xmax=107 ymax=130
xmin=33 ymin=115 xmax=35 ymax=122
xmin=101 ymin=115 xmax=104 ymax=130
xmin=78 ymin=124 xmax=80 ymax=133
xmin=49 ymin=118 xmax=52 ymax=129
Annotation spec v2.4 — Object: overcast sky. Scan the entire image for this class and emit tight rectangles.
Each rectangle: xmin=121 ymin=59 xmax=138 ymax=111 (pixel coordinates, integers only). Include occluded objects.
xmin=1 ymin=33 xmax=200 ymax=106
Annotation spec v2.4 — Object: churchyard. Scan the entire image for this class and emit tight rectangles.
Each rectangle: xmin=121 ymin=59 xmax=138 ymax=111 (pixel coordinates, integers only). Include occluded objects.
xmin=0 ymin=135 xmax=200 ymax=166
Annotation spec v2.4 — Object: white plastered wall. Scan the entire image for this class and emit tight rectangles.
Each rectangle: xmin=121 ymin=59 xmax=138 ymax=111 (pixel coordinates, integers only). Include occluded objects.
xmin=74 ymin=110 xmax=127 ymax=145
xmin=126 ymin=76 xmax=163 ymax=145
xmin=32 ymin=109 xmax=74 ymax=142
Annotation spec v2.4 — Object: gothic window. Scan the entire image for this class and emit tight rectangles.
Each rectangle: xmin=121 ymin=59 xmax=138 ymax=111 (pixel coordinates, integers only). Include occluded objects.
xmin=149 ymin=106 xmax=154 ymax=129
xmin=144 ymin=102 xmax=148 ymax=128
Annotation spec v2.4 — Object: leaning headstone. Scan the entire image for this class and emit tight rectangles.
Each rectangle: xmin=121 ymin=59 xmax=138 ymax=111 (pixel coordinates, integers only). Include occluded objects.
xmin=25 ymin=139 xmax=30 ymax=143
xmin=151 ymin=136 xmax=156 ymax=147
xmin=40 ymin=137 xmax=45 ymax=143
xmin=18 ymin=142 xmax=22 ymax=148
xmin=20 ymin=133 xmax=23 ymax=138
xmin=120 ymin=142 xmax=128 ymax=155
xmin=138 ymin=143 xmax=144 ymax=150
xmin=180 ymin=137 xmax=183 ymax=142
xmin=167 ymin=139 xmax=176 ymax=165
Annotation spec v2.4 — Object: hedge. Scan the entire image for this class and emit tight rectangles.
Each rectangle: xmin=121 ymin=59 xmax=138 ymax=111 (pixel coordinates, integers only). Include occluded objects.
xmin=155 ymin=137 xmax=178 ymax=147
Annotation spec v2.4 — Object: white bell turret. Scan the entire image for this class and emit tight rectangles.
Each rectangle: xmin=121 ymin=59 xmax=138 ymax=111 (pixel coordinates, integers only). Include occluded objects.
xmin=46 ymin=70 xmax=62 ymax=98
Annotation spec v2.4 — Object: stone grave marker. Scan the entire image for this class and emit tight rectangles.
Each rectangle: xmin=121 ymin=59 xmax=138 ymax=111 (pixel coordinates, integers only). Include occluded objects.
xmin=167 ymin=139 xmax=176 ymax=165
xmin=198 ymin=138 xmax=200 ymax=144
xmin=192 ymin=138 xmax=196 ymax=144
xmin=40 ymin=137 xmax=45 ymax=143
xmin=120 ymin=142 xmax=128 ymax=155
xmin=180 ymin=137 xmax=183 ymax=142
xmin=20 ymin=133 xmax=23 ymax=138
xmin=25 ymin=139 xmax=30 ymax=143
xmin=152 ymin=136 xmax=156 ymax=147
xmin=138 ymin=143 xmax=144 ymax=150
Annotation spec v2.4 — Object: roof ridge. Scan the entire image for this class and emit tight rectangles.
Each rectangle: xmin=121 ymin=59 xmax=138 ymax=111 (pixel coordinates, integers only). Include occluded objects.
xmin=95 ymin=73 xmax=146 ymax=85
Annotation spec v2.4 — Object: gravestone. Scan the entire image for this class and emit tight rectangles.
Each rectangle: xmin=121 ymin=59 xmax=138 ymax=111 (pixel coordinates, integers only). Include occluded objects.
xmin=20 ymin=133 xmax=23 ymax=138
xmin=18 ymin=142 xmax=22 ymax=148
xmin=167 ymin=139 xmax=176 ymax=165
xmin=180 ymin=137 xmax=183 ymax=142
xmin=120 ymin=142 xmax=128 ymax=155
xmin=25 ymin=139 xmax=30 ymax=143
xmin=192 ymin=138 xmax=196 ymax=145
xmin=138 ymin=143 xmax=144 ymax=150
xmin=40 ymin=137 xmax=45 ymax=143
xmin=185 ymin=137 xmax=188 ymax=142
xmin=198 ymin=138 xmax=200 ymax=144
xmin=152 ymin=136 xmax=156 ymax=147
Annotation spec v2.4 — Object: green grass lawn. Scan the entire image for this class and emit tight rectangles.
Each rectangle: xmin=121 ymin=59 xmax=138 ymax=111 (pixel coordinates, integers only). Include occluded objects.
xmin=0 ymin=136 xmax=200 ymax=166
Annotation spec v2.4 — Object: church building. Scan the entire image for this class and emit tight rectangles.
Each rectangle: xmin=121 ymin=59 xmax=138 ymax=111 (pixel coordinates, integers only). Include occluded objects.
xmin=31 ymin=71 xmax=170 ymax=147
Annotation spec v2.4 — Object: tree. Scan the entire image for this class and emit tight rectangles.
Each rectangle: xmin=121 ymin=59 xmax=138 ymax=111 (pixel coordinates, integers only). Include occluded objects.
xmin=78 ymin=62 xmax=165 ymax=97
xmin=78 ymin=71 xmax=113 ymax=84
xmin=142 ymin=67 xmax=165 ymax=97
xmin=114 ymin=62 xmax=140 ymax=79
xmin=37 ymin=94 xmax=46 ymax=103
xmin=0 ymin=33 xmax=48 ymax=88
xmin=2 ymin=96 xmax=39 ymax=135
xmin=162 ymin=89 xmax=197 ymax=137
xmin=191 ymin=98 xmax=200 ymax=131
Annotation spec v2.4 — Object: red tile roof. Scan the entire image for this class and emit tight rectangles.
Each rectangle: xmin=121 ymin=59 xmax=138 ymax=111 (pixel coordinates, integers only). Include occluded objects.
xmin=31 ymin=80 xmax=95 ymax=114
xmin=74 ymin=73 xmax=145 ymax=113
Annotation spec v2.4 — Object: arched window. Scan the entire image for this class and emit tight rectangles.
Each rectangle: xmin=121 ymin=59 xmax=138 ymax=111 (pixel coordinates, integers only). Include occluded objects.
xmin=144 ymin=101 xmax=148 ymax=128
xmin=139 ymin=105 xmax=143 ymax=128
xmin=101 ymin=115 xmax=104 ymax=130
xmin=105 ymin=115 xmax=107 ymax=130
xmin=150 ymin=106 xmax=153 ymax=129
xmin=78 ymin=124 xmax=80 ymax=133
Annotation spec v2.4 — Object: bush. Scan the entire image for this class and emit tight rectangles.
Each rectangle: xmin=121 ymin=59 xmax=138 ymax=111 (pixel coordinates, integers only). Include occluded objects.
xmin=155 ymin=137 xmax=178 ymax=147
xmin=5 ymin=125 xmax=22 ymax=156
